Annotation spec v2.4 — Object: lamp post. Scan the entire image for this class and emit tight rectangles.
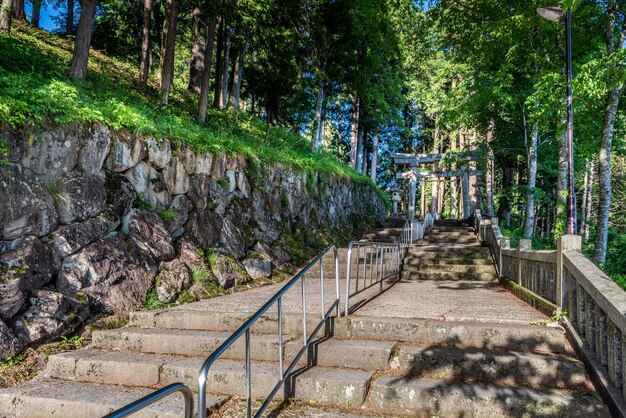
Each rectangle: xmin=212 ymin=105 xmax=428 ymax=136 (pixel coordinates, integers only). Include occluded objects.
xmin=537 ymin=5 xmax=577 ymax=235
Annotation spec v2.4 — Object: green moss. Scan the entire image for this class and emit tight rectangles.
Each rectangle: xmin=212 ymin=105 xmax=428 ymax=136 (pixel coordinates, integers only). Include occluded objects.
xmin=156 ymin=209 xmax=179 ymax=223
xmin=75 ymin=292 xmax=88 ymax=306
xmin=217 ymin=177 xmax=229 ymax=190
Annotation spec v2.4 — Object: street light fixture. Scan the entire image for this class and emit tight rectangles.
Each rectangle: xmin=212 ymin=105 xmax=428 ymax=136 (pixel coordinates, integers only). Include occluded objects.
xmin=537 ymin=5 xmax=577 ymax=235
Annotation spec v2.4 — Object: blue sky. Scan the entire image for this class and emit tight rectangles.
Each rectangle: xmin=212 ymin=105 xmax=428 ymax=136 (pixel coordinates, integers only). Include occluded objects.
xmin=25 ymin=2 xmax=61 ymax=32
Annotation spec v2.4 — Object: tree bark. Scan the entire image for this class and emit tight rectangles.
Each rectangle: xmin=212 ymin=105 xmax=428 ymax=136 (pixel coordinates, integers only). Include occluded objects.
xmin=355 ymin=120 xmax=364 ymax=173
xmin=187 ymin=6 xmax=205 ymax=94
xmin=594 ymin=85 xmax=623 ymax=263
xmin=556 ymin=128 xmax=568 ymax=233
xmin=349 ymin=97 xmax=359 ymax=169
xmin=11 ymin=0 xmax=24 ymax=20
xmin=523 ymin=123 xmax=538 ymax=239
xmin=68 ymin=0 xmax=97 ymax=80
xmin=228 ymin=42 xmax=247 ymax=109
xmin=584 ymin=160 xmax=595 ymax=241
xmin=139 ymin=0 xmax=152 ymax=84
xmin=0 ymin=0 xmax=12 ymax=33
xmin=579 ymin=158 xmax=590 ymax=236
xmin=220 ymin=25 xmax=232 ymax=108
xmin=212 ymin=18 xmax=224 ymax=108
xmin=370 ymin=134 xmax=378 ymax=183
xmin=310 ymin=82 xmax=325 ymax=152
xmin=198 ymin=15 xmax=218 ymax=124
xmin=66 ymin=0 xmax=74 ymax=34
xmin=31 ymin=0 xmax=42 ymax=27
xmin=159 ymin=0 xmax=179 ymax=104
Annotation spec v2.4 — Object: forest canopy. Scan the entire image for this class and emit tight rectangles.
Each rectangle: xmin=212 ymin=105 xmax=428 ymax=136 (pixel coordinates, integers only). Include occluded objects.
xmin=0 ymin=0 xmax=625 ymax=285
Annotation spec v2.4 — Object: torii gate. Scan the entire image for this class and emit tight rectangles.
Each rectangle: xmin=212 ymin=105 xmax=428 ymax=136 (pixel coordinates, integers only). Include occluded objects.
xmin=393 ymin=152 xmax=483 ymax=222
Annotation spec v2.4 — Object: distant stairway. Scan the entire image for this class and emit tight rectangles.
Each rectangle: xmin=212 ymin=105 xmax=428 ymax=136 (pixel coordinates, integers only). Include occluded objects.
xmin=403 ymin=219 xmax=498 ymax=281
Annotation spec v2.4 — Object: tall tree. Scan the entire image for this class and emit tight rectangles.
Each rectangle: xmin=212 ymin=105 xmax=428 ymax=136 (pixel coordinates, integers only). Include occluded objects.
xmin=66 ymin=0 xmax=74 ymax=34
xmin=159 ymin=0 xmax=179 ymax=103
xmin=0 ymin=0 xmax=12 ymax=33
xmin=11 ymin=0 xmax=24 ymax=20
xmin=228 ymin=41 xmax=247 ymax=109
xmin=188 ymin=5 xmax=206 ymax=93
xmin=139 ymin=0 xmax=151 ymax=84
xmin=594 ymin=0 xmax=626 ymax=264
xmin=31 ymin=0 xmax=42 ymax=27
xmin=198 ymin=15 xmax=218 ymax=123
xmin=68 ymin=0 xmax=98 ymax=80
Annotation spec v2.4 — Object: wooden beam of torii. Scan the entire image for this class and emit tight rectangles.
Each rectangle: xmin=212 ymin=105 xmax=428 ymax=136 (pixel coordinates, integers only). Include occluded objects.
xmin=392 ymin=152 xmax=479 ymax=166
xmin=396 ymin=169 xmax=483 ymax=180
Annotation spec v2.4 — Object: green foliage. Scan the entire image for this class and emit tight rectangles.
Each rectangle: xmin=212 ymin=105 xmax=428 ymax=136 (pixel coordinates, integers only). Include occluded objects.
xmin=0 ymin=354 xmax=25 ymax=367
xmin=142 ymin=288 xmax=167 ymax=311
xmin=0 ymin=138 xmax=8 ymax=165
xmin=156 ymin=209 xmax=179 ymax=223
xmin=0 ymin=28 xmax=382 ymax=194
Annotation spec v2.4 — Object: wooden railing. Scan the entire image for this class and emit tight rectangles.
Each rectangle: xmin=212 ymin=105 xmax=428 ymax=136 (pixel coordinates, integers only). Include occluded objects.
xmin=474 ymin=209 xmax=626 ymax=414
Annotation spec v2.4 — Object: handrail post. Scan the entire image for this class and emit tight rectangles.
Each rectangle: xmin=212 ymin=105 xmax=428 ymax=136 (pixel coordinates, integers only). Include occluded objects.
xmin=334 ymin=246 xmax=340 ymax=317
xmin=344 ymin=242 xmax=353 ymax=316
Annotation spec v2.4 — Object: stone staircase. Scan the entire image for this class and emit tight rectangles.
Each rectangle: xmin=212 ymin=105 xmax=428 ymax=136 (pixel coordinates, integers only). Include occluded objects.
xmin=0 ymin=221 xmax=611 ymax=417
xmin=402 ymin=219 xmax=498 ymax=281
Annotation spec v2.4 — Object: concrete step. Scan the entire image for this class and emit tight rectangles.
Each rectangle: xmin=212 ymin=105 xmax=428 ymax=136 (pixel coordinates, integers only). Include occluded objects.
xmin=368 ymin=377 xmax=608 ymax=417
xmin=403 ymin=257 xmax=493 ymax=266
xmin=408 ymin=244 xmax=490 ymax=254
xmin=402 ymin=270 xmax=497 ymax=281
xmin=129 ymin=310 xmax=332 ymax=335
xmin=46 ymin=350 xmax=185 ymax=387
xmin=162 ymin=358 xmax=374 ymax=406
xmin=91 ymin=328 xmax=296 ymax=362
xmin=306 ymin=338 xmax=394 ymax=370
xmin=424 ymin=237 xmax=478 ymax=244
xmin=335 ymin=317 xmax=569 ymax=355
xmin=390 ymin=345 xmax=589 ymax=390
xmin=0 ymin=378 xmax=226 ymax=418
xmin=402 ymin=263 xmax=496 ymax=274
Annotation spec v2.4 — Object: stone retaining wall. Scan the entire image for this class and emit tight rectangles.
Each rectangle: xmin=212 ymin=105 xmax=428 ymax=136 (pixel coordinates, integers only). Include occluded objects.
xmin=0 ymin=123 xmax=386 ymax=359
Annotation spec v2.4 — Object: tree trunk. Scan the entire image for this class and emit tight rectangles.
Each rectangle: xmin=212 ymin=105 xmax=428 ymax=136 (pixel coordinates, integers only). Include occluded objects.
xmin=349 ymin=97 xmax=359 ymax=168
xmin=584 ymin=160 xmax=595 ymax=241
xmin=523 ymin=123 xmax=538 ymax=239
xmin=220 ymin=25 xmax=232 ymax=108
xmin=594 ymin=85 xmax=623 ymax=264
xmin=68 ymin=0 xmax=97 ymax=80
xmin=362 ymin=130 xmax=369 ymax=175
xmin=198 ymin=15 xmax=218 ymax=124
xmin=228 ymin=42 xmax=247 ymax=109
xmin=139 ymin=0 xmax=152 ymax=84
xmin=355 ymin=121 xmax=364 ymax=173
xmin=66 ymin=0 xmax=74 ymax=34
xmin=0 ymin=0 xmax=12 ymax=33
xmin=310 ymin=82 xmax=325 ymax=152
xmin=556 ymin=127 xmax=568 ymax=233
xmin=212 ymin=18 xmax=224 ymax=108
xmin=31 ymin=0 xmax=42 ymax=27
xmin=159 ymin=0 xmax=179 ymax=104
xmin=187 ymin=7 xmax=205 ymax=94
xmin=579 ymin=158 xmax=590 ymax=236
xmin=11 ymin=0 xmax=24 ymax=20
xmin=370 ymin=134 xmax=378 ymax=183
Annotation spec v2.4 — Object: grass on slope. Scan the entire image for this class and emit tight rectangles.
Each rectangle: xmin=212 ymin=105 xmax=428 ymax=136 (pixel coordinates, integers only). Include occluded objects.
xmin=0 ymin=26 xmax=382 ymax=193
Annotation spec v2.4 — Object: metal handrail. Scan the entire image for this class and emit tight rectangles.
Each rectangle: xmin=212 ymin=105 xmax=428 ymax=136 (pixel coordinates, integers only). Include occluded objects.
xmin=102 ymin=383 xmax=194 ymax=418
xmin=197 ymin=244 xmax=340 ymax=418
xmin=343 ymin=240 xmax=404 ymax=316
